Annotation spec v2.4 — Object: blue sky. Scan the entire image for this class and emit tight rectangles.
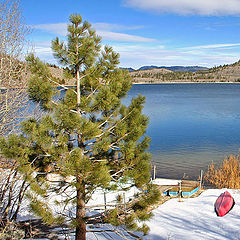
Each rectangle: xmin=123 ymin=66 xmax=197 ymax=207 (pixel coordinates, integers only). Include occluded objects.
xmin=21 ymin=0 xmax=240 ymax=69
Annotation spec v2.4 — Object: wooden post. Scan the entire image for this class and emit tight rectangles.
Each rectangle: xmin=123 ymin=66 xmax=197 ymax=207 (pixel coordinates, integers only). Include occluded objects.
xmin=179 ymin=180 xmax=183 ymax=202
xmin=104 ymin=192 xmax=107 ymax=215
xmin=123 ymin=193 xmax=126 ymax=211
xmin=123 ymin=192 xmax=127 ymax=221
xmin=153 ymin=165 xmax=156 ymax=180
xmin=24 ymin=222 xmax=31 ymax=238
xmin=200 ymin=170 xmax=203 ymax=189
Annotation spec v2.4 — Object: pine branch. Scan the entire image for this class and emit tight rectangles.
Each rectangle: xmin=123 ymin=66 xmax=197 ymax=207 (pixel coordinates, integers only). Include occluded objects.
xmin=97 ymin=113 xmax=114 ymax=129
xmin=86 ymin=84 xmax=100 ymax=100
xmin=43 ymin=73 xmax=70 ymax=91
xmin=107 ymin=109 xmax=134 ymax=133
xmin=91 ymin=159 xmax=108 ymax=162
xmin=110 ymin=167 xmax=130 ymax=180
xmin=109 ymin=132 xmax=130 ymax=149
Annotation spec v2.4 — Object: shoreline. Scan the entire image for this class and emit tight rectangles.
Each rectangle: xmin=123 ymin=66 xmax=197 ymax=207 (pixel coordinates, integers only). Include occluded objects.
xmin=132 ymin=81 xmax=240 ymax=85
xmin=2 ymin=82 xmax=239 ymax=90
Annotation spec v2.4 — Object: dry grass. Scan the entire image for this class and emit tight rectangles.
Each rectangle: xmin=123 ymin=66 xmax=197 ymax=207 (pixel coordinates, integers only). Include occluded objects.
xmin=205 ymin=154 xmax=240 ymax=189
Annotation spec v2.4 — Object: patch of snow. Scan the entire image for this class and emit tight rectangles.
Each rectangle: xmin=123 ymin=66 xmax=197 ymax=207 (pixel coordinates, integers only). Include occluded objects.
xmin=151 ymin=178 xmax=181 ymax=186
xmin=88 ymin=186 xmax=139 ymax=208
xmin=16 ymin=180 xmax=139 ymax=222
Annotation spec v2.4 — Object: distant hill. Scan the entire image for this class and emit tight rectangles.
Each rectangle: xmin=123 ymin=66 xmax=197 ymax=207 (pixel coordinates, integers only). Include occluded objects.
xmin=165 ymin=66 xmax=209 ymax=72
xmin=121 ymin=65 xmax=209 ymax=72
xmin=119 ymin=67 xmax=135 ymax=72
xmin=138 ymin=65 xmax=209 ymax=72
xmin=129 ymin=60 xmax=240 ymax=83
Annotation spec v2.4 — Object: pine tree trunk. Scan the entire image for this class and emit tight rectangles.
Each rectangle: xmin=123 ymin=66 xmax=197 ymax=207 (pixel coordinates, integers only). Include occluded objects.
xmin=76 ymin=69 xmax=80 ymax=112
xmin=75 ymin=178 xmax=86 ymax=240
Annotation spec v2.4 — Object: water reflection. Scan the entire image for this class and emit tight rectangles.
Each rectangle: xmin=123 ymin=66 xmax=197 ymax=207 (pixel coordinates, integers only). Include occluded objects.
xmin=125 ymin=83 xmax=240 ymax=180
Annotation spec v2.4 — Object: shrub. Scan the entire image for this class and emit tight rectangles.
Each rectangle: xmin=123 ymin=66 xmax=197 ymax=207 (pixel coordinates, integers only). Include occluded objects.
xmin=0 ymin=221 xmax=25 ymax=240
xmin=205 ymin=154 xmax=240 ymax=188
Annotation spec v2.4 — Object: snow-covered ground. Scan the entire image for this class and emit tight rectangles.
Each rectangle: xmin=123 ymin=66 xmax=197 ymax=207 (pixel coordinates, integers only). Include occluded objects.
xmin=17 ymin=180 xmax=140 ymax=222
xmin=17 ymin=175 xmax=240 ymax=239
xmin=51 ymin=187 xmax=240 ymax=240
xmin=143 ymin=189 xmax=240 ymax=240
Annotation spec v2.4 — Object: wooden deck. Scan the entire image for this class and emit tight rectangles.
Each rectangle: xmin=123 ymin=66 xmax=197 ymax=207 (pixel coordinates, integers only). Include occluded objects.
xmin=153 ymin=179 xmax=200 ymax=196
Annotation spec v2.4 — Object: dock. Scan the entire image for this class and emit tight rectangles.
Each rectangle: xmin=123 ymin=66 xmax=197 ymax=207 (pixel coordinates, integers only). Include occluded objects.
xmin=152 ymin=178 xmax=200 ymax=197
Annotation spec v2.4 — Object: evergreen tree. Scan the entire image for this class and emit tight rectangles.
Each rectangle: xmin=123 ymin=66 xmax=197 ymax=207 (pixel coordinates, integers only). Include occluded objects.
xmin=0 ymin=14 xmax=156 ymax=240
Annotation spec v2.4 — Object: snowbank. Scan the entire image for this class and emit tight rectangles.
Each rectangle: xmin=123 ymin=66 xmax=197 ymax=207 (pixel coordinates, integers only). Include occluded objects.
xmin=143 ymin=189 xmax=240 ymax=240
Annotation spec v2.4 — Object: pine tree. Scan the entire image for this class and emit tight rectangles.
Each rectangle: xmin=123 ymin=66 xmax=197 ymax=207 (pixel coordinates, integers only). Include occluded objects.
xmin=0 ymin=14 xmax=155 ymax=240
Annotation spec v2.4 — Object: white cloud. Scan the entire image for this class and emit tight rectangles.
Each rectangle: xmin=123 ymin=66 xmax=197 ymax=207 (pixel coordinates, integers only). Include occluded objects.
xmin=30 ymin=41 xmax=55 ymax=63
xmin=97 ymin=31 xmax=155 ymax=42
xmin=92 ymin=23 xmax=144 ymax=31
xmin=32 ymin=22 xmax=155 ymax=43
xmin=31 ymin=41 xmax=51 ymax=55
xmin=112 ymin=43 xmax=240 ymax=68
xmin=123 ymin=0 xmax=240 ymax=16
xmin=30 ymin=40 xmax=240 ymax=70
xmin=185 ymin=43 xmax=240 ymax=50
xmin=33 ymin=23 xmax=67 ymax=36
xmin=32 ymin=40 xmax=240 ymax=69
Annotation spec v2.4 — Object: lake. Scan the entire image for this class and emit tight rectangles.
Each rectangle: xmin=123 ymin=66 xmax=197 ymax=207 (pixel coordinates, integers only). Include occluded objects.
xmin=124 ymin=83 xmax=240 ymax=180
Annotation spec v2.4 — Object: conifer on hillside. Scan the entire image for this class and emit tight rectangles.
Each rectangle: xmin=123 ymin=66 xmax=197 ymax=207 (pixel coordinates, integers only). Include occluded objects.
xmin=0 ymin=14 xmax=158 ymax=240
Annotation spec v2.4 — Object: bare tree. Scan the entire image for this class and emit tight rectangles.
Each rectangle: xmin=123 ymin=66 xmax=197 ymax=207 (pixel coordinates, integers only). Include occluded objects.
xmin=0 ymin=0 xmax=30 ymax=135
xmin=0 ymin=1 xmax=32 ymax=236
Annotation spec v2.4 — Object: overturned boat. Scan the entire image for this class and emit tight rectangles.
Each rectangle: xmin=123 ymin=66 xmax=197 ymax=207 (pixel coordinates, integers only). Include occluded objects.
xmin=214 ymin=191 xmax=235 ymax=217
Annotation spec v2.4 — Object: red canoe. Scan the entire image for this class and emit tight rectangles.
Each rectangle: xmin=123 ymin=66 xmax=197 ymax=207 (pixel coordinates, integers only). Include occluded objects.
xmin=214 ymin=191 xmax=235 ymax=217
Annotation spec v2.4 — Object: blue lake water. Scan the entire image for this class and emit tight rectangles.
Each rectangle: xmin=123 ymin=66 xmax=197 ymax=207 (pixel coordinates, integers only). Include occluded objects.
xmin=124 ymin=83 xmax=240 ymax=180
